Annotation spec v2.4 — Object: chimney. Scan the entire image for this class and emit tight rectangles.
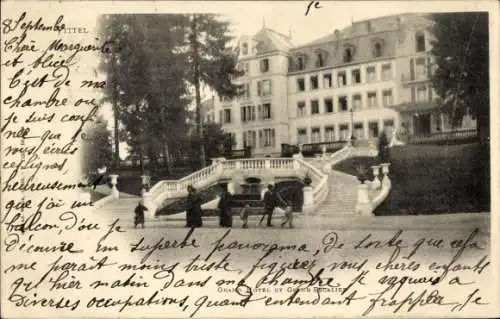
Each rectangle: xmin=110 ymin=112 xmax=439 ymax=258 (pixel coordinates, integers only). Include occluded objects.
xmin=288 ymin=27 xmax=292 ymax=39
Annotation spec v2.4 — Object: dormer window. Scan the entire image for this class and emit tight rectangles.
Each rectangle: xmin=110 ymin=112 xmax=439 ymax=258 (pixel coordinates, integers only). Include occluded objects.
xmin=315 ymin=51 xmax=326 ymax=68
xmin=372 ymin=42 xmax=383 ymax=58
xmin=415 ymin=31 xmax=426 ymax=52
xmin=297 ymin=56 xmax=305 ymax=70
xmin=343 ymin=46 xmax=354 ymax=63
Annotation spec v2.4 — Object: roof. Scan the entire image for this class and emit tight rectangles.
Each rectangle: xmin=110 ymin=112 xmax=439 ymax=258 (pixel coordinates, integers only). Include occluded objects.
xmin=295 ymin=12 xmax=429 ymax=50
xmin=252 ymin=27 xmax=294 ymax=52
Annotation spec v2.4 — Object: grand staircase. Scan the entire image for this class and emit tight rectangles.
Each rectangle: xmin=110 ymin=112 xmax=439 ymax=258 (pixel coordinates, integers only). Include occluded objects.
xmin=95 ymin=142 xmax=381 ymax=226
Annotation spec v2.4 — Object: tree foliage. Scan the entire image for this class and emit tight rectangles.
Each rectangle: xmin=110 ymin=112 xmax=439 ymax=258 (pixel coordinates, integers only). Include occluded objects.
xmin=429 ymin=12 xmax=489 ymax=139
xmin=80 ymin=115 xmax=113 ymax=177
xmin=98 ymin=14 xmax=241 ymax=171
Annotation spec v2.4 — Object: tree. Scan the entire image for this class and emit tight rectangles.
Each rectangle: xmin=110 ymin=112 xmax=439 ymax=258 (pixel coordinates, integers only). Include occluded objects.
xmin=185 ymin=14 xmax=242 ymax=167
xmin=98 ymin=14 xmax=191 ymax=174
xmin=429 ymin=12 xmax=489 ymax=142
xmin=80 ymin=115 xmax=113 ymax=178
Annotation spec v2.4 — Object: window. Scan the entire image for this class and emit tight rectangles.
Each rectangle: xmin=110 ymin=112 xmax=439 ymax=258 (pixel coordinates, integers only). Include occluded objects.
xmin=381 ymin=64 xmax=392 ymax=81
xmin=415 ymin=32 xmax=426 ymax=52
xmin=297 ymin=101 xmax=306 ymax=117
xmin=243 ymin=130 xmax=257 ymax=148
xmin=369 ymin=122 xmax=379 ymax=138
xmin=311 ymin=127 xmax=321 ymax=143
xmin=366 ymin=66 xmax=376 ymax=83
xmin=297 ymin=56 xmax=305 ymax=70
xmin=372 ymin=42 xmax=383 ymax=57
xmin=325 ymin=126 xmax=335 ymax=141
xmin=343 ymin=47 xmax=353 ymax=63
xmin=339 ymin=124 xmax=349 ymax=140
xmin=337 ymin=71 xmax=347 ymax=87
xmin=223 ymin=109 xmax=232 ymax=123
xmin=260 ymin=59 xmax=270 ymax=73
xmin=367 ymin=92 xmax=377 ymax=108
xmin=338 ymin=96 xmax=348 ymax=111
xmin=297 ymin=78 xmax=305 ymax=91
xmin=416 ymin=86 xmax=427 ymax=102
xmin=241 ymin=105 xmax=256 ymax=122
xmin=237 ymin=62 xmax=249 ymax=77
xmin=354 ymin=123 xmax=364 ymax=139
xmin=262 ymin=128 xmax=276 ymax=147
xmin=310 ymin=75 xmax=319 ymax=90
xmin=382 ymin=90 xmax=393 ymax=106
xmin=415 ymin=58 xmax=426 ymax=78
xmin=238 ymin=83 xmax=250 ymax=99
xmin=352 ymin=94 xmax=362 ymax=110
xmin=323 ymin=73 xmax=332 ymax=88
xmin=311 ymin=100 xmax=319 ymax=115
xmin=324 ymin=98 xmax=333 ymax=113
xmin=315 ymin=52 xmax=325 ymax=68
xmin=242 ymin=43 xmax=248 ymax=55
xmin=258 ymin=80 xmax=272 ymax=97
xmin=352 ymin=69 xmax=361 ymax=84
xmin=297 ymin=128 xmax=308 ymax=144
xmin=262 ymin=103 xmax=272 ymax=119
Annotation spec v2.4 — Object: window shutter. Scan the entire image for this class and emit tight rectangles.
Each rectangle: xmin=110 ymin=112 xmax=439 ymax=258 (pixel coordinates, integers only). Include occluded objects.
xmin=410 ymin=58 xmax=415 ymax=80
xmin=428 ymin=85 xmax=433 ymax=101
xmin=259 ymin=130 xmax=264 ymax=148
xmin=219 ymin=110 xmax=223 ymax=123
xmin=257 ymin=81 xmax=261 ymax=96
xmin=240 ymin=107 xmax=245 ymax=122
xmin=411 ymin=87 xmax=416 ymax=103
xmin=258 ymin=104 xmax=262 ymax=120
xmin=269 ymin=79 xmax=272 ymax=96
xmin=271 ymin=129 xmax=276 ymax=147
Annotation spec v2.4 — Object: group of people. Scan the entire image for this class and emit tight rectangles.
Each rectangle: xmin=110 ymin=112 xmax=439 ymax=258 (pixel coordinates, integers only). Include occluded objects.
xmin=133 ymin=183 xmax=294 ymax=229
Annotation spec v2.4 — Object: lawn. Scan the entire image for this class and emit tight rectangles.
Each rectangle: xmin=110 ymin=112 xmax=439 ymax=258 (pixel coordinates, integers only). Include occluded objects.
xmin=333 ymin=142 xmax=490 ymax=215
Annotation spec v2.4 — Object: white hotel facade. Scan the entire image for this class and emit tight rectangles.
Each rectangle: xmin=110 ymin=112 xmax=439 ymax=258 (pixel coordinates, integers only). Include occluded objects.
xmin=208 ymin=13 xmax=476 ymax=156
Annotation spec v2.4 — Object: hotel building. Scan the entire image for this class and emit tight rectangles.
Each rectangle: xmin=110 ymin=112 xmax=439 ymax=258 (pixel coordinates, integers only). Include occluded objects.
xmin=211 ymin=13 xmax=476 ymax=156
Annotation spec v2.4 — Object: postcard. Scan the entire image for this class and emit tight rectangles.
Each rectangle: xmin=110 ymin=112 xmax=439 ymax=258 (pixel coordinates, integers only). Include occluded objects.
xmin=1 ymin=0 xmax=499 ymax=318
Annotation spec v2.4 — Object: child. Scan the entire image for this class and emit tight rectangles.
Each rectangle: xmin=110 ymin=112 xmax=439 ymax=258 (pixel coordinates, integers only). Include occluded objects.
xmin=134 ymin=200 xmax=147 ymax=228
xmin=281 ymin=204 xmax=294 ymax=228
xmin=240 ymin=204 xmax=250 ymax=228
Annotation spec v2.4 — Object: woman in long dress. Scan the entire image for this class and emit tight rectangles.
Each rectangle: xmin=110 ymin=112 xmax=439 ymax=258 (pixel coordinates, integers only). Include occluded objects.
xmin=218 ymin=185 xmax=233 ymax=227
xmin=186 ymin=185 xmax=203 ymax=227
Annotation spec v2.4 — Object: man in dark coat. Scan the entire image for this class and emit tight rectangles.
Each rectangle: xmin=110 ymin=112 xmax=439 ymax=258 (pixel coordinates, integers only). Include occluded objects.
xmin=134 ymin=200 xmax=147 ymax=228
xmin=262 ymin=184 xmax=277 ymax=227
xmin=186 ymin=185 xmax=203 ymax=228
xmin=218 ymin=184 xmax=233 ymax=227
xmin=378 ymin=131 xmax=390 ymax=163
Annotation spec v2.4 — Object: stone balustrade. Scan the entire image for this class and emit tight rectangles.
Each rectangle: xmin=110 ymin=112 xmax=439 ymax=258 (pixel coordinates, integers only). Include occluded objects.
xmin=143 ymin=156 xmax=329 ymax=216
xmin=355 ymin=163 xmax=392 ymax=216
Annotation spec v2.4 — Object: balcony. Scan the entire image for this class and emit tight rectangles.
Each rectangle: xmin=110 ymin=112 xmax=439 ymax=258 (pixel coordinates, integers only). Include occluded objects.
xmin=400 ymin=73 xmax=430 ymax=84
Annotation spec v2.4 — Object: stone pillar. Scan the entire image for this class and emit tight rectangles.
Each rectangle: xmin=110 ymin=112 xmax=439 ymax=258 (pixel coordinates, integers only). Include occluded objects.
xmin=109 ymin=174 xmax=119 ymax=199
xmin=142 ymin=192 xmax=156 ymax=219
xmin=371 ymin=165 xmax=381 ymax=190
xmin=141 ymin=175 xmax=151 ymax=192
xmin=298 ymin=144 xmax=304 ymax=157
xmin=380 ymin=163 xmax=391 ymax=187
xmin=302 ymin=185 xmax=315 ymax=216
xmin=355 ymin=183 xmax=372 ymax=216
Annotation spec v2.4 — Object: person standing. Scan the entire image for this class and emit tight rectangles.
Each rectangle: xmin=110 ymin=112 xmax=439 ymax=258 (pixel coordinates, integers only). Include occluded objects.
xmin=186 ymin=185 xmax=203 ymax=228
xmin=134 ymin=200 xmax=147 ymax=228
xmin=378 ymin=130 xmax=390 ymax=163
xmin=262 ymin=184 xmax=277 ymax=227
xmin=218 ymin=184 xmax=233 ymax=227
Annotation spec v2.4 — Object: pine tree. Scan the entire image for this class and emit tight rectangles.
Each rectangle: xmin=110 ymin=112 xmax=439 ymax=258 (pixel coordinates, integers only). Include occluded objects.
xmin=185 ymin=14 xmax=242 ymax=167
xmin=429 ymin=12 xmax=489 ymax=142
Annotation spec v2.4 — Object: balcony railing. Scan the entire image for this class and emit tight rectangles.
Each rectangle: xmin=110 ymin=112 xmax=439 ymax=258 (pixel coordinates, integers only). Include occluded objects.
xmin=300 ymin=141 xmax=346 ymax=156
xmin=408 ymin=129 xmax=477 ymax=145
